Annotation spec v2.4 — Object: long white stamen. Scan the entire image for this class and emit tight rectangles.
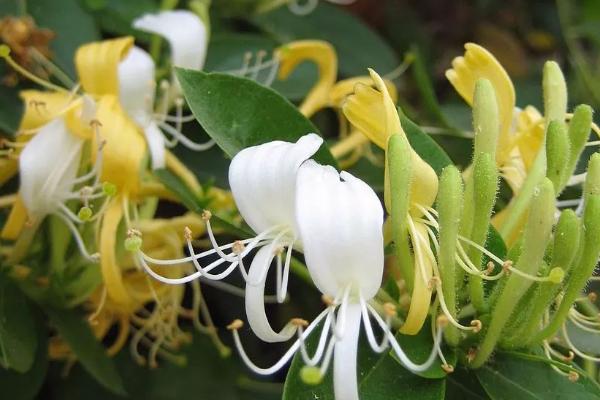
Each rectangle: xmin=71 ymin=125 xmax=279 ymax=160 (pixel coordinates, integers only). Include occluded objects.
xmin=157 ymin=120 xmax=215 ymax=151
xmin=56 ymin=212 xmax=98 ymax=262
xmin=359 ymin=296 xmax=390 ymax=353
xmin=297 ymin=309 xmax=334 ymax=367
xmin=230 ymin=308 xmax=330 ymax=375
xmin=333 ymin=285 xmax=351 ymax=338
xmin=277 ymin=244 xmax=294 ymax=303
xmin=562 ymin=323 xmax=600 ymax=362
xmin=367 ymin=303 xmax=442 ymax=372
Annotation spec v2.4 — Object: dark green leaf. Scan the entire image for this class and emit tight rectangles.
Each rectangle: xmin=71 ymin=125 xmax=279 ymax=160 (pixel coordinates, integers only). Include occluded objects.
xmin=84 ymin=0 xmax=158 ymax=37
xmin=0 ymin=277 xmax=37 ymax=373
xmin=0 ymin=80 xmax=22 ymax=134
xmin=476 ymin=352 xmax=600 ymax=400
xmin=154 ymin=168 xmax=204 ymax=213
xmin=176 ymin=69 xmax=336 ymax=166
xmin=252 ymin=3 xmax=399 ymax=77
xmin=0 ymin=311 xmax=48 ymax=400
xmin=446 ymin=367 xmax=489 ymax=400
xmin=45 ymin=307 xmax=126 ymax=396
xmin=28 ymin=0 xmax=101 ymax=79
xmin=283 ymin=320 xmax=445 ymax=400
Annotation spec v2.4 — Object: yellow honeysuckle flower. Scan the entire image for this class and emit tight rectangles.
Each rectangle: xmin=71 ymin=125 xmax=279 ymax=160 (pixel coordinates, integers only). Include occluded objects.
xmin=445 ymin=43 xmax=546 ymax=193
xmin=343 ymin=69 xmax=441 ymax=335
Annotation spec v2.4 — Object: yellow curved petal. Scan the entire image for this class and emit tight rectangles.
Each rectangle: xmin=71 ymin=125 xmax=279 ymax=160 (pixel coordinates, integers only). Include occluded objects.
xmin=515 ymin=106 xmax=544 ymax=171
xmin=276 ymin=40 xmax=337 ymax=117
xmin=75 ymin=37 xmax=134 ymax=96
xmin=93 ymin=95 xmax=146 ymax=194
xmin=18 ymin=90 xmax=76 ymax=131
xmin=445 ymin=43 xmax=516 ymax=164
xmin=400 ymin=222 xmax=433 ymax=335
xmin=0 ymin=195 xmax=27 ymax=240
xmin=329 ymin=76 xmax=397 ymax=109
xmin=100 ymin=196 xmax=134 ymax=309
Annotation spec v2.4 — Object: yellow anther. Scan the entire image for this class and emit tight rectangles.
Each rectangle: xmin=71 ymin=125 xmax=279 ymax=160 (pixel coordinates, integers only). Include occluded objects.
xmin=183 ymin=226 xmax=193 ymax=241
xmin=441 ymin=364 xmax=455 ymax=374
xmin=290 ymin=318 xmax=309 ymax=327
xmin=383 ymin=302 xmax=397 ymax=317
xmin=470 ymin=319 xmax=482 ymax=333
xmin=436 ymin=315 xmax=449 ymax=328
xmin=588 ymin=292 xmax=597 ymax=302
xmin=232 ymin=240 xmax=245 ymax=255
xmin=89 ymin=118 xmax=103 ymax=128
xmin=321 ymin=294 xmax=335 ymax=306
xmin=485 ymin=261 xmax=495 ymax=275
xmin=201 ymin=209 xmax=212 ymax=221
xmin=502 ymin=260 xmax=513 ymax=275
xmin=428 ymin=276 xmax=441 ymax=290
xmin=127 ymin=228 xmax=141 ymax=238
xmin=568 ymin=371 xmax=579 ymax=382
xmin=227 ymin=319 xmax=244 ymax=331
xmin=466 ymin=347 xmax=478 ymax=363
xmin=564 ymin=351 xmax=575 ymax=362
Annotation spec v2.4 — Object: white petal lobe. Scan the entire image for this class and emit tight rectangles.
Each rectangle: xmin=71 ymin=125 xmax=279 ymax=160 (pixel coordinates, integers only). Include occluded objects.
xmin=144 ymin=122 xmax=167 ymax=170
xmin=133 ymin=10 xmax=207 ymax=70
xmin=334 ymin=303 xmax=361 ymax=400
xmin=118 ymin=46 xmax=156 ymax=126
xmin=229 ymin=133 xmax=323 ymax=235
xmin=295 ymin=160 xmax=384 ymax=300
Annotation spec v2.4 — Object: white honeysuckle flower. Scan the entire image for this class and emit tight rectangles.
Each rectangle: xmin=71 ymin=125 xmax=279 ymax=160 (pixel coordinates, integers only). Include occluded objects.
xmin=18 ymin=115 xmax=106 ymax=261
xmin=133 ymin=10 xmax=207 ymax=71
xmin=229 ymin=160 xmax=445 ymax=400
xmin=117 ymin=44 xmax=214 ymax=170
xmin=136 ymin=134 xmax=324 ymax=342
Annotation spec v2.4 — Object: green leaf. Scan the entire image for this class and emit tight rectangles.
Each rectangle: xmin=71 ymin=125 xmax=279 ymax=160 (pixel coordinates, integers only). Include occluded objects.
xmin=28 ymin=0 xmax=101 ymax=79
xmin=0 ymin=277 xmax=37 ymax=373
xmin=446 ymin=367 xmax=489 ymax=400
xmin=83 ymin=0 xmax=158 ymax=37
xmin=175 ymin=69 xmax=336 ymax=166
xmin=283 ymin=320 xmax=445 ymax=400
xmin=476 ymin=352 xmax=600 ymax=400
xmin=45 ymin=307 xmax=126 ymax=396
xmin=0 ymin=311 xmax=48 ymax=400
xmin=154 ymin=168 xmax=204 ymax=213
xmin=0 ymin=79 xmax=23 ymax=134
xmin=252 ymin=3 xmax=399 ymax=77
xmin=401 ymin=113 xmax=453 ymax=175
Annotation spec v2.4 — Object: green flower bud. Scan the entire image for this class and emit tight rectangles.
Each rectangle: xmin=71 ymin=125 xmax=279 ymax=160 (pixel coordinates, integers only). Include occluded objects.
xmin=584 ymin=153 xmax=600 ymax=202
xmin=545 ymin=121 xmax=570 ymax=193
xmin=542 ymin=61 xmax=567 ymax=124
xmin=102 ymin=181 xmax=117 ymax=197
xmin=300 ymin=366 xmax=323 ymax=386
xmin=124 ymin=236 xmax=143 ymax=252
xmin=550 ymin=209 xmax=581 ymax=274
xmin=563 ymin=105 xmax=593 ymax=189
xmin=473 ymin=78 xmax=500 ymax=158
xmin=387 ymin=133 xmax=414 ymax=291
xmin=77 ymin=206 xmax=93 ymax=221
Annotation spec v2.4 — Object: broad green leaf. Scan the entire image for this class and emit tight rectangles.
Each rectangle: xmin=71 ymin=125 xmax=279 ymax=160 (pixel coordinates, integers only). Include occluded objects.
xmin=252 ymin=3 xmax=399 ymax=77
xmin=206 ymin=33 xmax=318 ymax=101
xmin=154 ymin=168 xmax=204 ymax=213
xmin=175 ymin=69 xmax=336 ymax=166
xmin=401 ymin=113 xmax=453 ymax=175
xmin=0 ymin=312 xmax=48 ymax=400
xmin=446 ymin=367 xmax=489 ymax=400
xmin=0 ymin=277 xmax=37 ymax=373
xmin=283 ymin=321 xmax=445 ymax=400
xmin=82 ymin=0 xmax=158 ymax=37
xmin=476 ymin=352 xmax=600 ymax=400
xmin=45 ymin=307 xmax=126 ymax=396
xmin=28 ymin=0 xmax=101 ymax=79
xmin=0 ymin=77 xmax=22 ymax=134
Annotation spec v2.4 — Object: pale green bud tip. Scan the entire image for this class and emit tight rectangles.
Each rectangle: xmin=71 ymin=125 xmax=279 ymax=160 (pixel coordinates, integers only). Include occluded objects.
xmin=585 ymin=153 xmax=600 ymax=197
xmin=124 ymin=236 xmax=143 ymax=252
xmin=548 ymin=267 xmax=564 ymax=284
xmin=542 ymin=61 xmax=567 ymax=122
xmin=78 ymin=206 xmax=93 ymax=221
xmin=102 ymin=182 xmax=117 ymax=197
xmin=546 ymin=120 xmax=569 ymax=191
xmin=473 ymin=78 xmax=499 ymax=157
xmin=0 ymin=44 xmax=10 ymax=58
xmin=300 ymin=366 xmax=323 ymax=385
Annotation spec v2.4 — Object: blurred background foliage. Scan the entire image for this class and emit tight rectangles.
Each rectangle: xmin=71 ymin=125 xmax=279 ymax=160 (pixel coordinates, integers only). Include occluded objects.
xmin=1 ymin=0 xmax=600 ymax=398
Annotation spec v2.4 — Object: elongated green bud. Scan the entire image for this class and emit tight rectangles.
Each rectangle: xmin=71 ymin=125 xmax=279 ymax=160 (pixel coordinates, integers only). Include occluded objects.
xmin=584 ymin=153 xmax=600 ymax=204
xmin=562 ymin=105 xmax=593 ymax=190
xmin=473 ymin=79 xmax=500 ymax=158
xmin=543 ymin=61 xmax=567 ymax=124
xmin=468 ymin=152 xmax=498 ymax=312
xmin=387 ymin=134 xmax=414 ymax=291
xmin=437 ymin=165 xmax=463 ymax=346
xmin=546 ymin=121 xmax=570 ymax=193
xmin=551 ymin=209 xmax=581 ymax=273
xmin=472 ymin=179 xmax=555 ymax=367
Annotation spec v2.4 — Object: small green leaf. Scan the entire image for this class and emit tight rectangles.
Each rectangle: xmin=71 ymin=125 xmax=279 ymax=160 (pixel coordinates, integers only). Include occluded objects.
xmin=476 ymin=352 xmax=600 ymax=400
xmin=0 ymin=278 xmax=37 ymax=373
xmin=252 ymin=3 xmax=399 ymax=77
xmin=401 ymin=113 xmax=453 ymax=175
xmin=45 ymin=307 xmax=126 ymax=396
xmin=0 ymin=312 xmax=48 ymax=400
xmin=176 ymin=69 xmax=336 ymax=166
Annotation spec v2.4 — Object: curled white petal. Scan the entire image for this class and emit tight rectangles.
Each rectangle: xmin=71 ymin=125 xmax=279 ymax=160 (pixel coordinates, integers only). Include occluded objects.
xmin=19 ymin=118 xmax=84 ymax=218
xmin=118 ymin=46 xmax=156 ymax=126
xmin=333 ymin=303 xmax=361 ymax=400
xmin=133 ymin=10 xmax=207 ymax=70
xmin=295 ymin=160 xmax=384 ymax=300
xmin=229 ymin=133 xmax=323 ymax=236
xmin=143 ymin=122 xmax=167 ymax=170
xmin=245 ymin=245 xmax=296 ymax=343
